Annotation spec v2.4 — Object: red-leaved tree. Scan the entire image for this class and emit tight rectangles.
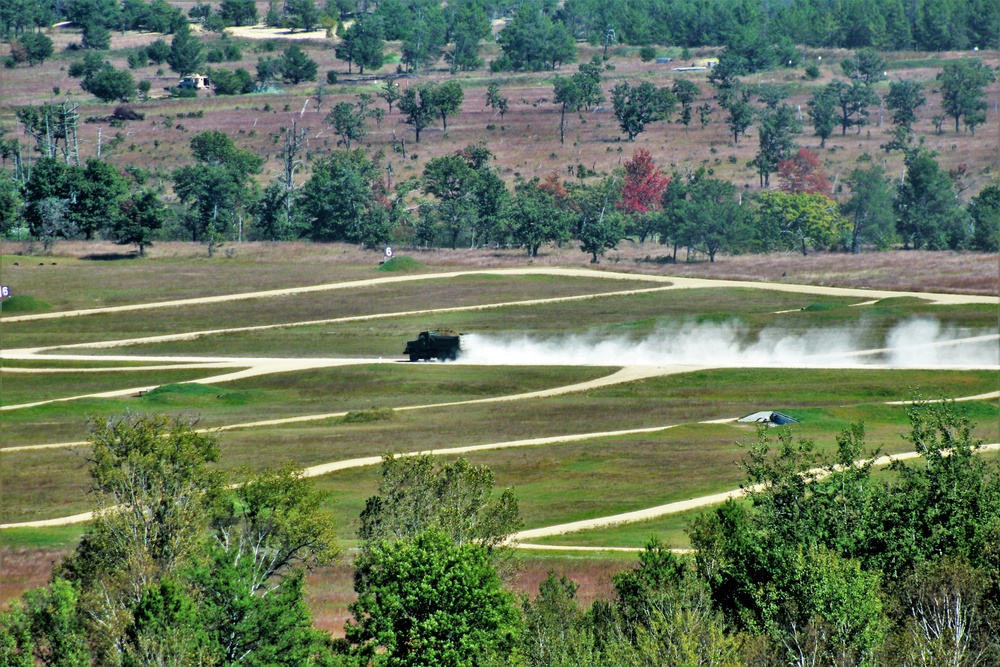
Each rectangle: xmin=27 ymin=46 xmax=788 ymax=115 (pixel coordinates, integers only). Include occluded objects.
xmin=536 ymin=170 xmax=568 ymax=202
xmin=619 ymin=148 xmax=669 ymax=214
xmin=777 ymin=148 xmax=832 ymax=195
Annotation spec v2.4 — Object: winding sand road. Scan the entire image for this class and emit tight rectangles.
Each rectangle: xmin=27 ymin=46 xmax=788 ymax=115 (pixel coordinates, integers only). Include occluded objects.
xmin=2 ymin=269 xmax=997 ymax=545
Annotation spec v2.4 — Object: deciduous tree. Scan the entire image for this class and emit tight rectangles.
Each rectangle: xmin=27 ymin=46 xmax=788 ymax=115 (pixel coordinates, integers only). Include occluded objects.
xmin=427 ymin=80 xmax=463 ymax=131
xmin=828 ymin=79 xmax=879 ymax=135
xmin=777 ymin=148 xmax=830 ymax=195
xmin=755 ymin=189 xmax=842 ymax=255
xmin=753 ymin=104 xmax=801 ymax=188
xmin=297 ymin=149 xmax=391 ymax=247
xmin=619 ymin=148 xmax=668 ymax=215
xmin=611 ymin=81 xmax=676 ymax=141
xmin=81 ymin=65 xmax=136 ymax=103
xmin=485 ymin=81 xmax=508 ymax=119
xmin=505 ymin=179 xmax=571 ymax=256
xmin=968 ymin=182 xmax=1000 ymax=252
xmin=397 ymin=84 xmax=436 ymax=143
xmin=938 ymin=58 xmax=995 ymax=135
xmin=672 ymin=79 xmax=700 ymax=130
xmin=840 ymin=47 xmax=886 ymax=85
xmin=346 ymin=530 xmax=522 ymax=667
xmin=111 ymin=189 xmax=164 ymax=255
xmin=358 ymin=454 xmax=521 ymax=552
xmin=570 ymin=178 xmax=626 ymax=263
xmin=885 ymin=78 xmax=926 ymax=130
xmin=807 ymin=85 xmax=838 ymax=148
xmin=327 ymin=100 xmax=367 ymax=149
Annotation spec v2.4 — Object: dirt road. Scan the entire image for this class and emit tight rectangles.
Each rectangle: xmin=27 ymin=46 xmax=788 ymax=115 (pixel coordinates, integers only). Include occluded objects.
xmin=4 ymin=268 xmax=995 ymax=325
xmin=2 ymin=268 xmax=997 ymax=541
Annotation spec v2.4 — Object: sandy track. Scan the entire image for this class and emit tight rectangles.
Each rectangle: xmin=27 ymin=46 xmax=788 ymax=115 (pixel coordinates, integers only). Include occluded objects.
xmin=3 ymin=268 xmax=997 ymax=537
xmin=508 ymin=443 xmax=1000 ymax=545
xmin=0 ymin=421 xmax=685 ymax=528
xmin=3 ymin=268 xmax=995 ymax=325
xmin=0 ymin=363 xmax=236 ymax=373
xmin=1 ymin=365 xmax=697 ymax=451
xmin=8 ymin=431 xmax=997 ymax=537
xmin=4 ymin=286 xmax=676 ymax=355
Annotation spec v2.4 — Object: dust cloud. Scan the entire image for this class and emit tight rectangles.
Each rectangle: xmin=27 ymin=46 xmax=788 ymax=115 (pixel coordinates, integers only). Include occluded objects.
xmin=457 ymin=318 xmax=999 ymax=369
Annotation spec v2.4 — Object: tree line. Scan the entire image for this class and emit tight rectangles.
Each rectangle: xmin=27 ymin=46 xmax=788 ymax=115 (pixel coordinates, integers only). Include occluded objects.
xmin=3 ymin=398 xmax=998 ymax=665
xmin=4 ymin=0 xmax=999 ymax=71
xmin=3 ymin=124 xmax=997 ymax=258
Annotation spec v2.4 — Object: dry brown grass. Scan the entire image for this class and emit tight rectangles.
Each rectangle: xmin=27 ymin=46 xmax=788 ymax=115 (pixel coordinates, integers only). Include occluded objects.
xmin=5 ymin=240 xmax=997 ymax=296
xmin=1 ymin=32 xmax=995 ymax=208
xmin=0 ymin=548 xmax=66 ymax=610
xmin=0 ymin=546 xmax=630 ymax=636
xmin=305 ymin=552 xmax=632 ymax=638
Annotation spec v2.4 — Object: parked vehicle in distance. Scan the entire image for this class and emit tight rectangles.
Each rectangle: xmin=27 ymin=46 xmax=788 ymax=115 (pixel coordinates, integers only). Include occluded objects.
xmin=404 ymin=330 xmax=462 ymax=361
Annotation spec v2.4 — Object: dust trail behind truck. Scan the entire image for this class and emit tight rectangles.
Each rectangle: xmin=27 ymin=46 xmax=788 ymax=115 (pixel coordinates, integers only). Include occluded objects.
xmin=404 ymin=330 xmax=462 ymax=361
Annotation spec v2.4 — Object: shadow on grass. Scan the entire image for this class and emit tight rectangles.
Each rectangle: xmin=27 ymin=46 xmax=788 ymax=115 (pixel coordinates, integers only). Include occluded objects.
xmin=82 ymin=252 xmax=137 ymax=261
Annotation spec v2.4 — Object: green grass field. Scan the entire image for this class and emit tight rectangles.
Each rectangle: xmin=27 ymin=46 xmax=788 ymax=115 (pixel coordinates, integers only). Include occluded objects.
xmin=1 ymin=254 xmax=996 ymax=626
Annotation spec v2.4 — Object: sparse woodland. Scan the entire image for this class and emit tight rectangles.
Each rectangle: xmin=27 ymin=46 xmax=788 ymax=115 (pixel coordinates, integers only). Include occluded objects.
xmin=0 ymin=0 xmax=998 ymax=259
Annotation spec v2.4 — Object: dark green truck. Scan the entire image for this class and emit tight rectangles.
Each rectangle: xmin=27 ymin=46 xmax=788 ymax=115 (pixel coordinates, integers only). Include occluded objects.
xmin=404 ymin=330 xmax=462 ymax=361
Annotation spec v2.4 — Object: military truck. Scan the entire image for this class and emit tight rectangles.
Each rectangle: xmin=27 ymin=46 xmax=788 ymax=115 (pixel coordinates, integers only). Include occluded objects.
xmin=404 ymin=329 xmax=461 ymax=361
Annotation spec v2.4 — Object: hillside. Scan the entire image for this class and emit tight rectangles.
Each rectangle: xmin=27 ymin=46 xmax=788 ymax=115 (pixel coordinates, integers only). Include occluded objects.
xmin=1 ymin=25 xmax=997 ymax=201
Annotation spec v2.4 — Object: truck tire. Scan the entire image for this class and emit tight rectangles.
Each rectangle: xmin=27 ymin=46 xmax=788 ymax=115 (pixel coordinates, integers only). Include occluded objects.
xmin=409 ymin=353 xmax=419 ymax=362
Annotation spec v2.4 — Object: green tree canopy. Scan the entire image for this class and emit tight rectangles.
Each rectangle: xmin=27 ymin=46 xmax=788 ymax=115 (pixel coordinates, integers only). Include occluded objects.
xmin=1 ymin=412 xmax=339 ymax=666
xmin=895 ymin=148 xmax=969 ymax=249
xmin=358 ymin=454 xmax=521 ymax=553
xmin=327 ymin=100 xmax=368 ymax=149
xmin=569 ymin=177 xmax=626 ymax=263
xmin=843 ymin=165 xmax=896 ymax=252
xmin=426 ymin=80 xmax=464 ymax=131
xmin=296 ymin=149 xmax=392 ymax=247
xmin=807 ymin=85 xmax=838 ymax=148
xmin=173 ymin=130 xmax=263 ymax=245
xmin=968 ymin=181 xmax=1000 ymax=252
xmin=611 ymin=81 xmax=676 ymax=141
xmin=884 ymin=78 xmax=926 ymax=130
xmin=827 ymin=79 xmax=879 ymax=136
xmin=505 ymin=178 xmax=571 ymax=256
xmin=279 ymin=44 xmax=318 ymax=84
xmin=447 ymin=1 xmax=490 ymax=72
xmin=346 ymin=530 xmax=522 ymax=667
xmin=752 ymin=103 xmax=801 ymax=188
xmin=111 ymin=189 xmax=165 ymax=255
xmin=167 ymin=23 xmax=204 ymax=76
xmin=495 ymin=3 xmax=576 ymax=72
xmin=336 ymin=12 xmax=384 ymax=74
xmin=662 ymin=172 xmax=754 ymax=262
xmin=755 ymin=189 xmax=843 ymax=255
xmin=81 ymin=65 xmax=136 ymax=103
xmin=937 ymin=58 xmax=996 ymax=135
xmin=397 ymin=84 xmax=437 ymax=143
xmin=400 ymin=5 xmax=447 ymax=74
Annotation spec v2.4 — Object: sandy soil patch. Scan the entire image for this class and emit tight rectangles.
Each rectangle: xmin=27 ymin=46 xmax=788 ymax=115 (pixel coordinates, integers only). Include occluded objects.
xmin=224 ymin=25 xmax=332 ymax=41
